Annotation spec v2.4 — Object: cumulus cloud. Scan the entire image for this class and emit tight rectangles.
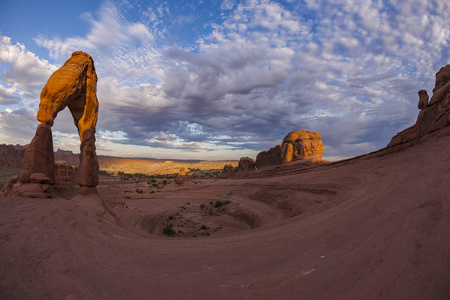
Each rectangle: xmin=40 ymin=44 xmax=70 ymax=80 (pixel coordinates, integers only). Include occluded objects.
xmin=0 ymin=84 xmax=21 ymax=105
xmin=0 ymin=108 xmax=37 ymax=143
xmin=0 ymin=35 xmax=57 ymax=99
xmin=1 ymin=0 xmax=450 ymax=160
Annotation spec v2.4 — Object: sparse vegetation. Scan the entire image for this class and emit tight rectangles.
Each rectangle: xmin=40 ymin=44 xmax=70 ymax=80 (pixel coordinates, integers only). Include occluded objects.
xmin=163 ymin=225 xmax=176 ymax=236
xmin=214 ymin=200 xmax=224 ymax=208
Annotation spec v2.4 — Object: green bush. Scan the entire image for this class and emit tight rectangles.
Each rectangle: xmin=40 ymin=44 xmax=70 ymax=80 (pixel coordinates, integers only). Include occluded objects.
xmin=163 ymin=225 xmax=176 ymax=236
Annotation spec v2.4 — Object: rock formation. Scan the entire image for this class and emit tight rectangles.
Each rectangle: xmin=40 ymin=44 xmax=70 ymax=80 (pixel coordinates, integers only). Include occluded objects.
xmin=256 ymin=130 xmax=324 ymax=168
xmin=237 ymin=157 xmax=257 ymax=173
xmin=175 ymin=167 xmax=189 ymax=184
xmin=222 ymin=164 xmax=236 ymax=174
xmin=19 ymin=124 xmax=55 ymax=184
xmin=11 ymin=51 xmax=99 ymax=197
xmin=387 ymin=64 xmax=450 ymax=150
xmin=256 ymin=145 xmax=283 ymax=168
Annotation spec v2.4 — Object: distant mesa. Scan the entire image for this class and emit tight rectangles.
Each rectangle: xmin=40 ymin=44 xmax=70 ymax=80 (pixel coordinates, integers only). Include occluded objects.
xmin=387 ymin=64 xmax=450 ymax=150
xmin=0 ymin=144 xmax=25 ymax=168
xmin=4 ymin=51 xmax=99 ymax=198
xmin=256 ymin=130 xmax=325 ymax=169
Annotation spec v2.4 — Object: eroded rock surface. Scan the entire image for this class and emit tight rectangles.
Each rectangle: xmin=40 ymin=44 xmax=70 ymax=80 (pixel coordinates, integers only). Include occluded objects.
xmin=19 ymin=124 xmax=55 ymax=185
xmin=37 ymin=51 xmax=99 ymax=140
xmin=175 ymin=167 xmax=189 ymax=184
xmin=13 ymin=51 xmax=99 ymax=197
xmin=387 ymin=64 xmax=450 ymax=150
xmin=256 ymin=130 xmax=324 ymax=168
xmin=282 ymin=130 xmax=324 ymax=162
xmin=237 ymin=157 xmax=257 ymax=173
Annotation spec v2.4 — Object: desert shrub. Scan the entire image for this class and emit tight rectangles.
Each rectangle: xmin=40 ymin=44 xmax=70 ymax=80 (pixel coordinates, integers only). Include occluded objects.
xmin=163 ymin=225 xmax=175 ymax=236
xmin=200 ymin=204 xmax=206 ymax=209
xmin=151 ymin=191 xmax=155 ymax=194
xmin=200 ymin=225 xmax=209 ymax=230
xmin=162 ymin=180 xmax=168 ymax=185
xmin=168 ymin=216 xmax=174 ymax=220
xmin=214 ymin=200 xmax=223 ymax=208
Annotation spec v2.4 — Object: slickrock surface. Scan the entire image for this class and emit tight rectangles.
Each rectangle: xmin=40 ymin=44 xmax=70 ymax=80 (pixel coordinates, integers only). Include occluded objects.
xmin=237 ymin=157 xmax=257 ymax=173
xmin=1 ymin=66 xmax=450 ymax=300
xmin=1 ymin=125 xmax=450 ymax=299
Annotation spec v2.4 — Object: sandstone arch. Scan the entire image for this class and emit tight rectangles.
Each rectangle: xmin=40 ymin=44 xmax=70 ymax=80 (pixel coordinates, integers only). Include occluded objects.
xmin=18 ymin=51 xmax=99 ymax=196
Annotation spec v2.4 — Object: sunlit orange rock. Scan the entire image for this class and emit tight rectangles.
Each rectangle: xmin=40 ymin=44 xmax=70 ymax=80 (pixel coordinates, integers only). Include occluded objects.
xmin=237 ymin=157 xmax=257 ymax=173
xmin=37 ymin=51 xmax=98 ymax=140
xmin=256 ymin=130 xmax=324 ymax=168
xmin=14 ymin=51 xmax=100 ymax=197
xmin=175 ymin=167 xmax=189 ymax=184
xmin=282 ymin=130 xmax=323 ymax=162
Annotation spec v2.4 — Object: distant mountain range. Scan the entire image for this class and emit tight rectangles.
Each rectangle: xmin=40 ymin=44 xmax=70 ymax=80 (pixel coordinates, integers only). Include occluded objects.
xmin=0 ymin=144 xmax=237 ymax=175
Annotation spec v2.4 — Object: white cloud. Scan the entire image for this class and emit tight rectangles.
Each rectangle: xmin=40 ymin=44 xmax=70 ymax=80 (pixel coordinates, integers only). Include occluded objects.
xmin=1 ymin=0 xmax=450 ymax=160
xmin=35 ymin=3 xmax=153 ymax=60
xmin=0 ymin=35 xmax=57 ymax=98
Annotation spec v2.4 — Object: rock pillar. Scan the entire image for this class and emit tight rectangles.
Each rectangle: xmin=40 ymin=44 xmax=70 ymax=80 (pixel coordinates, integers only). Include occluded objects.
xmin=77 ymin=129 xmax=99 ymax=194
xmin=19 ymin=124 xmax=55 ymax=184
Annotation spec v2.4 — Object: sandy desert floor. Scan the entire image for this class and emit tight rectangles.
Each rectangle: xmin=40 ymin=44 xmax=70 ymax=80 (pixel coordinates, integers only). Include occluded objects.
xmin=1 ymin=128 xmax=450 ymax=299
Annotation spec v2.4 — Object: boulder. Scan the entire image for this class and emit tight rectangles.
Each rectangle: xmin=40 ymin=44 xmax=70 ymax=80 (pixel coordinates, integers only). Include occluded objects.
xmin=30 ymin=173 xmax=51 ymax=184
xmin=0 ymin=176 xmax=18 ymax=196
xmin=256 ymin=145 xmax=283 ymax=169
xmin=256 ymin=130 xmax=324 ymax=168
xmin=237 ymin=157 xmax=257 ymax=173
xmin=282 ymin=130 xmax=323 ymax=161
xmin=387 ymin=65 xmax=450 ymax=149
xmin=175 ymin=167 xmax=189 ymax=184
xmin=55 ymin=164 xmax=77 ymax=186
xmin=9 ymin=182 xmax=51 ymax=198
xmin=222 ymin=164 xmax=236 ymax=175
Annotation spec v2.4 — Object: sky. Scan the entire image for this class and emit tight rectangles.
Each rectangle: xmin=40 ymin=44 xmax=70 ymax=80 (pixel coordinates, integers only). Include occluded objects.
xmin=0 ymin=0 xmax=449 ymax=161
